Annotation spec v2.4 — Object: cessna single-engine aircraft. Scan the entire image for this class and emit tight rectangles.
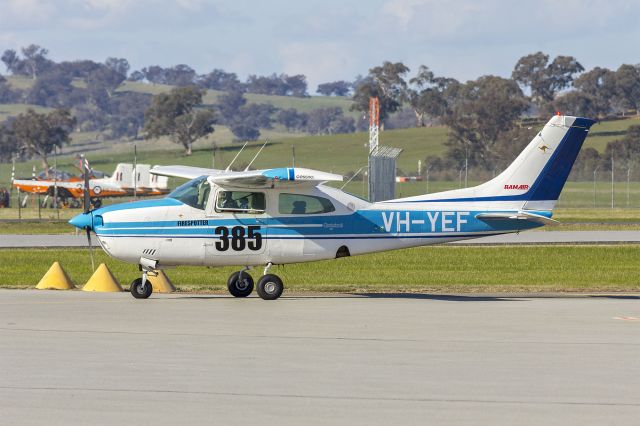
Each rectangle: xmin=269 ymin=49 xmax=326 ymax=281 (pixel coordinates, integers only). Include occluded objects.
xmin=69 ymin=115 xmax=594 ymax=300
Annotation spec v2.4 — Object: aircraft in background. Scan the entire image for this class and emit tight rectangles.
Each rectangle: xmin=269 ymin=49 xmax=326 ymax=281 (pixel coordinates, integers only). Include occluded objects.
xmin=69 ymin=115 xmax=595 ymax=300
xmin=13 ymin=162 xmax=169 ymax=208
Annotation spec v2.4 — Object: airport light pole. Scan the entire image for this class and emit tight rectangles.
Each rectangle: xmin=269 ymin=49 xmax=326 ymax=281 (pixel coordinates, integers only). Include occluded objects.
xmin=425 ymin=164 xmax=432 ymax=194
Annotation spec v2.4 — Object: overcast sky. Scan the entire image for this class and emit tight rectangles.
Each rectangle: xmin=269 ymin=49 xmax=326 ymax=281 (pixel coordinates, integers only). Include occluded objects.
xmin=1 ymin=0 xmax=639 ymax=92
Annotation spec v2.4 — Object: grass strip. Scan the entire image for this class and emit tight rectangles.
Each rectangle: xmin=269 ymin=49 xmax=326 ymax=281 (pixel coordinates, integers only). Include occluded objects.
xmin=0 ymin=245 xmax=638 ymax=293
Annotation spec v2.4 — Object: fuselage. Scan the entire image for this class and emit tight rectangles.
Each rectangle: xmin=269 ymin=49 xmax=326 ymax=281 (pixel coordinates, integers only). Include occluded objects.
xmin=87 ymin=183 xmax=542 ymax=268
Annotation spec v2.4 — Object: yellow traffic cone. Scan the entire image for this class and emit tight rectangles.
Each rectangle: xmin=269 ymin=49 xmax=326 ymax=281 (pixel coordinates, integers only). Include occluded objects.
xmin=36 ymin=262 xmax=75 ymax=290
xmin=148 ymin=270 xmax=176 ymax=293
xmin=82 ymin=263 xmax=123 ymax=292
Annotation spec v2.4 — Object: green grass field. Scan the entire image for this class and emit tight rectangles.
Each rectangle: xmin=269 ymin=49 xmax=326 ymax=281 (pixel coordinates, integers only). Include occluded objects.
xmin=0 ymin=126 xmax=449 ymax=186
xmin=582 ymin=116 xmax=640 ymax=151
xmin=1 ymin=245 xmax=638 ymax=292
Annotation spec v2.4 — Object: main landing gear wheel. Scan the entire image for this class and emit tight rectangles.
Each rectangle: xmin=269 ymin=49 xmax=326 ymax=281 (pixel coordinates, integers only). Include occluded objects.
xmin=227 ymin=271 xmax=254 ymax=297
xmin=130 ymin=277 xmax=152 ymax=299
xmin=256 ymin=274 xmax=284 ymax=300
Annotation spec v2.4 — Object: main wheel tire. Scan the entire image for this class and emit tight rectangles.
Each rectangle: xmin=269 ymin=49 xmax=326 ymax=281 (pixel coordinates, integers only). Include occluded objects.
xmin=256 ymin=274 xmax=284 ymax=300
xmin=130 ymin=277 xmax=153 ymax=299
xmin=227 ymin=271 xmax=254 ymax=297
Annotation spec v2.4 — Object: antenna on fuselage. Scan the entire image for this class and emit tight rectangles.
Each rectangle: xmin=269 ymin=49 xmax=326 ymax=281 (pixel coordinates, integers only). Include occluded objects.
xmin=244 ymin=140 xmax=269 ymax=171
xmin=224 ymin=141 xmax=248 ymax=172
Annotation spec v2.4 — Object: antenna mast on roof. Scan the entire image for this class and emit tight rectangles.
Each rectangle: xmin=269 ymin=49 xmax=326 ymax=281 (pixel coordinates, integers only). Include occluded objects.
xmin=225 ymin=141 xmax=248 ymax=172
xmin=245 ymin=140 xmax=269 ymax=171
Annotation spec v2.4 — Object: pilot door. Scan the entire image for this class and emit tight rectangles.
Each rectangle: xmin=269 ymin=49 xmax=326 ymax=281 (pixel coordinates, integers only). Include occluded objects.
xmin=203 ymin=187 xmax=268 ymax=265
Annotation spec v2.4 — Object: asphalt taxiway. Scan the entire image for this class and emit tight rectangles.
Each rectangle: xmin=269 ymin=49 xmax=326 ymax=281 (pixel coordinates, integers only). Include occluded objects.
xmin=1 ymin=230 xmax=640 ymax=248
xmin=1 ymin=290 xmax=639 ymax=425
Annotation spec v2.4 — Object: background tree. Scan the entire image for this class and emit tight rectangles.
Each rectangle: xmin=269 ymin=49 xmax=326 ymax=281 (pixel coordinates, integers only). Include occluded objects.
xmin=1 ymin=49 xmax=20 ymax=74
xmin=603 ymin=125 xmax=640 ymax=175
xmin=612 ymin=64 xmax=640 ymax=113
xmin=11 ymin=108 xmax=76 ymax=170
xmin=305 ymin=107 xmax=354 ymax=135
xmin=144 ymin=87 xmax=215 ymax=155
xmin=276 ymin=108 xmax=308 ymax=131
xmin=86 ymin=65 xmax=127 ymax=111
xmin=512 ymin=52 xmax=583 ymax=111
xmin=104 ymin=57 xmax=130 ymax=78
xmin=198 ymin=69 xmax=244 ymax=91
xmin=316 ymin=81 xmax=352 ymax=96
xmin=443 ymin=75 xmax=529 ymax=168
xmin=217 ymin=90 xmax=247 ymax=123
xmin=0 ymin=123 xmax=17 ymax=162
xmin=20 ymin=44 xmax=52 ymax=79
xmin=109 ymin=92 xmax=152 ymax=139
xmin=128 ymin=70 xmax=145 ymax=82
xmin=554 ymin=91 xmax=600 ymax=118
xmin=164 ymin=64 xmax=197 ymax=86
xmin=229 ymin=122 xmax=260 ymax=141
xmin=27 ymin=68 xmax=86 ymax=108
xmin=351 ymin=61 xmax=410 ymax=125
xmin=572 ymin=67 xmax=617 ymax=116
xmin=570 ymin=147 xmax=601 ymax=180
xmin=245 ymin=73 xmax=308 ymax=97
xmin=142 ymin=65 xmax=166 ymax=84
xmin=0 ymin=75 xmax=17 ymax=103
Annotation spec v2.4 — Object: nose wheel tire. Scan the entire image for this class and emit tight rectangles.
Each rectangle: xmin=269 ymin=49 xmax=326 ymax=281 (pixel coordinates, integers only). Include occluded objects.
xmin=227 ymin=271 xmax=254 ymax=297
xmin=130 ymin=278 xmax=152 ymax=299
xmin=256 ymin=274 xmax=284 ymax=300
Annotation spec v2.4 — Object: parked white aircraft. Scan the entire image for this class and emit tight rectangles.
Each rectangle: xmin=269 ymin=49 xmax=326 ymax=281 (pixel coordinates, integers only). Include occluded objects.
xmin=70 ymin=115 xmax=595 ymax=300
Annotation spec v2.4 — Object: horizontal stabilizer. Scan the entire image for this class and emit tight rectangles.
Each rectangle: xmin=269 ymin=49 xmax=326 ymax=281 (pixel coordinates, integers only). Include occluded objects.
xmin=476 ymin=211 xmax=559 ymax=226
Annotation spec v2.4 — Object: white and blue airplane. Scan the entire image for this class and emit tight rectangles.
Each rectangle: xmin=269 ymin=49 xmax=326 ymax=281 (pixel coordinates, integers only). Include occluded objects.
xmin=70 ymin=114 xmax=595 ymax=300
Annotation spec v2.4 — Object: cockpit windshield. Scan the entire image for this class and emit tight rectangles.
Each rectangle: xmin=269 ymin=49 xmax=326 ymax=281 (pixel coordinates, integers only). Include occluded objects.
xmin=168 ymin=176 xmax=210 ymax=210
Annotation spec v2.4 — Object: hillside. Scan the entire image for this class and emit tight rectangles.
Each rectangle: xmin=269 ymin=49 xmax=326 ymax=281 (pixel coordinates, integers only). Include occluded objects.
xmin=0 ymin=126 xmax=448 ymax=184
xmin=2 ymin=116 xmax=639 ymax=188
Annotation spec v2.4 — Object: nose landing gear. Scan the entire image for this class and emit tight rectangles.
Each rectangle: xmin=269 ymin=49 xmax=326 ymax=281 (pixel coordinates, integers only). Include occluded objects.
xmin=130 ymin=262 xmax=157 ymax=299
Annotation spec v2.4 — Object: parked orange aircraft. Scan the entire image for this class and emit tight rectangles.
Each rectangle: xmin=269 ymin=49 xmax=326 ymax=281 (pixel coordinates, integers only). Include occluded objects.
xmin=13 ymin=163 xmax=170 ymax=208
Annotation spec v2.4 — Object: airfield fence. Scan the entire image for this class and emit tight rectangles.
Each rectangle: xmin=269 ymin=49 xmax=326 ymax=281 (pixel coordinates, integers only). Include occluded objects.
xmin=1 ymin=177 xmax=640 ymax=222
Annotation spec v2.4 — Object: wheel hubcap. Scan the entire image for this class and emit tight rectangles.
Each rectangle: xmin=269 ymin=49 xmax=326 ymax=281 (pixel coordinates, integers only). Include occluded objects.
xmin=265 ymin=282 xmax=276 ymax=294
xmin=236 ymin=279 xmax=249 ymax=290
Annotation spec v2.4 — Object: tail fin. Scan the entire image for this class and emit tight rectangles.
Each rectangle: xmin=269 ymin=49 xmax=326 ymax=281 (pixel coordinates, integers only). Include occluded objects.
xmin=388 ymin=115 xmax=596 ymax=210
xmin=109 ymin=163 xmax=134 ymax=188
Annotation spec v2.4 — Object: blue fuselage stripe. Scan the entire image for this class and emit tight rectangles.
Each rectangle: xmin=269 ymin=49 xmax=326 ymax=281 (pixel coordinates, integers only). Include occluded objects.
xmin=94 ymin=209 xmax=541 ymax=238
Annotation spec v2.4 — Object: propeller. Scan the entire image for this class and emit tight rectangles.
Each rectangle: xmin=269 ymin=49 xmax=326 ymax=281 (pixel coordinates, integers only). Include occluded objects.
xmin=82 ymin=156 xmax=95 ymax=271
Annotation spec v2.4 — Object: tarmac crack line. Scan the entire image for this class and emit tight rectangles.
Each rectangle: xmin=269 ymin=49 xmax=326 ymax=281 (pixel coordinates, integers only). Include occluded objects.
xmin=1 ymin=327 xmax=639 ymax=346
xmin=1 ymin=385 xmax=638 ymax=407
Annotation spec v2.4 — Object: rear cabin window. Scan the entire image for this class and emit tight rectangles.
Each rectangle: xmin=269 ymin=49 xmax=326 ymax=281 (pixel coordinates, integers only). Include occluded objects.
xmin=278 ymin=193 xmax=335 ymax=215
xmin=216 ymin=191 xmax=266 ymax=213
xmin=168 ymin=176 xmax=210 ymax=210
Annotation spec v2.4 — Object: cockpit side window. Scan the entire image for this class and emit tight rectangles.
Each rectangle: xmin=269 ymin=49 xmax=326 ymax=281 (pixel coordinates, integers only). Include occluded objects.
xmin=168 ymin=176 xmax=210 ymax=210
xmin=278 ymin=193 xmax=335 ymax=214
xmin=215 ymin=191 xmax=266 ymax=214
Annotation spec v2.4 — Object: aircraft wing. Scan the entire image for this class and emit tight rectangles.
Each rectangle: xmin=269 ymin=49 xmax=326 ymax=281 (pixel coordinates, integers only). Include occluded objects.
xmin=209 ymin=167 xmax=343 ymax=188
xmin=476 ymin=211 xmax=559 ymax=226
xmin=149 ymin=165 xmax=222 ymax=180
